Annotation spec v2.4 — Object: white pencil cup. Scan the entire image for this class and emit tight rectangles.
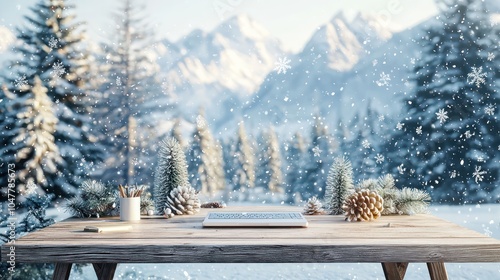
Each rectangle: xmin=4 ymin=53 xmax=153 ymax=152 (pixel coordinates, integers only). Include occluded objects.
xmin=120 ymin=197 xmax=141 ymax=221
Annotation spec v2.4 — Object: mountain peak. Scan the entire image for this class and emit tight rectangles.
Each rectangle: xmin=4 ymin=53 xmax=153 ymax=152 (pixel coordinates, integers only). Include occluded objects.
xmin=331 ymin=11 xmax=348 ymax=24
xmin=215 ymin=14 xmax=270 ymax=41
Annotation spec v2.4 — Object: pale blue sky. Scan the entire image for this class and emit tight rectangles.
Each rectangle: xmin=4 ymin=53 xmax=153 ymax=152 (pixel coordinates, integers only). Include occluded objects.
xmin=0 ymin=0 xmax=438 ymax=52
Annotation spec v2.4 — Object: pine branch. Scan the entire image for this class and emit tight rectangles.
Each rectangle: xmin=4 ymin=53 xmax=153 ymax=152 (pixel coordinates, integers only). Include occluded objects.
xmin=395 ymin=187 xmax=431 ymax=215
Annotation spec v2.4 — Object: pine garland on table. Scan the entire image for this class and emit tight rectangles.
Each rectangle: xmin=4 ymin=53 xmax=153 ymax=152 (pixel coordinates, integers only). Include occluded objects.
xmin=154 ymin=138 xmax=190 ymax=215
xmin=324 ymin=157 xmax=355 ymax=215
xmin=394 ymin=187 xmax=430 ymax=215
xmin=65 ymin=180 xmax=117 ymax=218
xmin=303 ymin=196 xmax=325 ymax=215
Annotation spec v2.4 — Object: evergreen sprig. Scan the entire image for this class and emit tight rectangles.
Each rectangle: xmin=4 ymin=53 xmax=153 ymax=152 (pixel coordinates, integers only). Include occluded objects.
xmin=395 ymin=187 xmax=431 ymax=215
xmin=65 ymin=180 xmax=117 ymax=218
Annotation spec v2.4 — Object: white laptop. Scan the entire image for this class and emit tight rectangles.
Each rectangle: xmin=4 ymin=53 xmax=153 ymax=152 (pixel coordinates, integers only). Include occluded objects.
xmin=202 ymin=212 xmax=308 ymax=227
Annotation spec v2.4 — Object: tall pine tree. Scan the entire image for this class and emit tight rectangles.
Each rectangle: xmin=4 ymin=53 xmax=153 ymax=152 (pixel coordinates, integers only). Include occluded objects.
xmin=384 ymin=0 xmax=500 ymax=203
xmin=256 ymin=127 xmax=283 ymax=193
xmin=1 ymin=0 xmax=103 ymax=200
xmin=286 ymin=132 xmax=306 ymax=202
xmin=228 ymin=122 xmax=256 ymax=192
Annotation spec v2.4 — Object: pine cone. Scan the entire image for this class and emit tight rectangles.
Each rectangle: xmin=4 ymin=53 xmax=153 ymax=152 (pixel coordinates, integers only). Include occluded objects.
xmin=165 ymin=185 xmax=201 ymax=215
xmin=342 ymin=189 xmax=384 ymax=222
xmin=303 ymin=196 xmax=325 ymax=215
xmin=201 ymin=201 xmax=226 ymax=208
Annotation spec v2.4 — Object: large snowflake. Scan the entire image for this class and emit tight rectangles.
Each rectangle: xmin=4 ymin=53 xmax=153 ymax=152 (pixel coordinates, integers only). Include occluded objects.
xmin=312 ymin=146 xmax=322 ymax=157
xmin=487 ymin=52 xmax=495 ymax=62
xmin=361 ymin=139 xmax=370 ymax=149
xmin=436 ymin=108 xmax=449 ymax=124
xmin=472 ymin=166 xmax=486 ymax=184
xmin=274 ymin=56 xmax=291 ymax=74
xmin=51 ymin=62 xmax=65 ymax=79
xmin=25 ymin=180 xmax=38 ymax=195
xmin=467 ymin=66 xmax=486 ymax=88
xmin=484 ymin=104 xmax=495 ymax=116
xmin=14 ymin=75 xmax=28 ymax=88
xmin=376 ymin=72 xmax=391 ymax=86
xmin=48 ymin=37 xmax=58 ymax=50
xmin=416 ymin=126 xmax=422 ymax=135
xmin=396 ymin=122 xmax=404 ymax=130
xmin=375 ymin=154 xmax=384 ymax=164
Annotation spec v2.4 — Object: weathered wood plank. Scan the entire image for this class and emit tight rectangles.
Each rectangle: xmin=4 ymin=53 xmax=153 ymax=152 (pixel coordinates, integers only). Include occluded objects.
xmin=427 ymin=262 xmax=448 ymax=280
xmin=382 ymin=262 xmax=408 ymax=280
xmin=5 ymin=243 xmax=500 ymax=263
xmin=93 ymin=263 xmax=117 ymax=280
xmin=52 ymin=263 xmax=72 ymax=280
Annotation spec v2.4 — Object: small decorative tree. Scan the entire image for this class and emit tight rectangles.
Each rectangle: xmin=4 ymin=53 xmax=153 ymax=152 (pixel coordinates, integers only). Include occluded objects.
xmin=324 ymin=157 xmax=354 ymax=214
xmin=154 ymin=138 xmax=190 ymax=214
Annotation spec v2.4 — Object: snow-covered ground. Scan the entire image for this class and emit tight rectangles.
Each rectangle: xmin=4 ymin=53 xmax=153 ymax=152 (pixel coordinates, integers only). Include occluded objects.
xmin=58 ymin=204 xmax=500 ymax=280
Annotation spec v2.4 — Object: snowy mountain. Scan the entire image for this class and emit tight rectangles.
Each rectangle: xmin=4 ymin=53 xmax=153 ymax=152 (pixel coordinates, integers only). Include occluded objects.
xmin=229 ymin=12 xmax=400 ymax=136
xmin=157 ymin=15 xmax=286 ymax=125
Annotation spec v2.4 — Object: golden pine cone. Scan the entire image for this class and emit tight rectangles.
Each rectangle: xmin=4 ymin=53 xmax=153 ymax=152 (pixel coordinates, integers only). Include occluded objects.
xmin=303 ymin=196 xmax=326 ymax=215
xmin=165 ymin=185 xmax=201 ymax=215
xmin=342 ymin=189 xmax=384 ymax=222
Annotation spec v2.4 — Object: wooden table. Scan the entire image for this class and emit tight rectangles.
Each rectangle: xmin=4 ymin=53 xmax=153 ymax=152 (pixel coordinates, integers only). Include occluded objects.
xmin=2 ymin=206 xmax=500 ymax=280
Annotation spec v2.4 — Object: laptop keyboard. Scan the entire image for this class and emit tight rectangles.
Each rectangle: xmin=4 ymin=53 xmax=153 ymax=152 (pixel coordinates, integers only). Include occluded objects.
xmin=207 ymin=212 xmax=304 ymax=219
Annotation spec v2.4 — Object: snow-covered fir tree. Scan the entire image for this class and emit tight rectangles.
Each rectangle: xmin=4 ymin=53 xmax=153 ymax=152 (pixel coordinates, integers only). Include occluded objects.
xmin=384 ymin=0 xmax=500 ymax=203
xmin=97 ymin=0 xmax=164 ymax=185
xmin=0 ymin=77 xmax=65 ymax=199
xmin=324 ymin=157 xmax=354 ymax=215
xmin=187 ymin=112 xmax=225 ymax=195
xmin=297 ymin=115 xmax=335 ymax=199
xmin=286 ymin=132 xmax=306 ymax=202
xmin=228 ymin=122 xmax=256 ymax=193
xmin=154 ymin=138 xmax=190 ymax=214
xmin=0 ymin=0 xmax=103 ymax=200
xmin=256 ymin=126 xmax=284 ymax=193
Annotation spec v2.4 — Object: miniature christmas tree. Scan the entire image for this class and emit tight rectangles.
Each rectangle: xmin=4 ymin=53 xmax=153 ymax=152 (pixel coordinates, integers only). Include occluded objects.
xmin=325 ymin=157 xmax=354 ymax=215
xmin=65 ymin=180 xmax=116 ymax=218
xmin=154 ymin=138 xmax=190 ymax=214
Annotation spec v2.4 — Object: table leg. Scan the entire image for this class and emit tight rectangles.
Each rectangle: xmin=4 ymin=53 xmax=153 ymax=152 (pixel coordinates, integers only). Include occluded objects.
xmin=93 ymin=263 xmax=118 ymax=280
xmin=427 ymin=262 xmax=448 ymax=280
xmin=53 ymin=263 xmax=73 ymax=280
xmin=381 ymin=262 xmax=408 ymax=280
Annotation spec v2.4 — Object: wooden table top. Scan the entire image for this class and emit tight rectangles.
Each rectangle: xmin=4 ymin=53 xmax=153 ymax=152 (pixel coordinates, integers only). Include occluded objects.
xmin=2 ymin=206 xmax=500 ymax=264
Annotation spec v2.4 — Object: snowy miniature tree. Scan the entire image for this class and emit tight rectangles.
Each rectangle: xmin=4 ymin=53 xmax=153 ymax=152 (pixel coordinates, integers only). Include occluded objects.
xmin=324 ymin=157 xmax=354 ymax=215
xmin=256 ymin=127 xmax=284 ymax=193
xmin=226 ymin=122 xmax=256 ymax=197
xmin=154 ymin=138 xmax=190 ymax=214
xmin=384 ymin=0 xmax=500 ymax=203
xmin=0 ymin=0 xmax=103 ymax=200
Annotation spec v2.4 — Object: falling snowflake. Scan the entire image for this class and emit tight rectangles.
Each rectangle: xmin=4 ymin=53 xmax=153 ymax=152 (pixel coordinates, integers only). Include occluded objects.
xmin=462 ymin=130 xmax=474 ymax=139
xmin=450 ymin=170 xmax=457 ymax=178
xmin=25 ymin=180 xmax=37 ymax=195
xmin=467 ymin=66 xmax=486 ymax=88
xmin=132 ymin=158 xmax=139 ymax=166
xmin=51 ymin=62 xmax=65 ymax=79
xmin=436 ymin=108 xmax=449 ymax=124
xmin=196 ymin=115 xmax=206 ymax=129
xmin=396 ymin=122 xmax=404 ymax=130
xmin=312 ymin=146 xmax=322 ymax=157
xmin=472 ymin=166 xmax=486 ymax=184
xmin=484 ymin=104 xmax=495 ymax=116
xmin=410 ymin=58 xmax=416 ymax=64
xmin=372 ymin=59 xmax=378 ymax=66
xmin=14 ymin=75 xmax=28 ymax=88
xmin=274 ymin=56 xmax=291 ymax=74
xmin=362 ymin=139 xmax=370 ymax=149
xmin=416 ymin=126 xmax=422 ymax=135
xmin=397 ymin=164 xmax=406 ymax=175
xmin=483 ymin=227 xmax=493 ymax=237
xmin=376 ymin=72 xmax=391 ymax=87
xmin=375 ymin=154 xmax=384 ymax=164
xmin=48 ymin=37 xmax=58 ymax=50
xmin=116 ymin=77 xmax=122 ymax=86
xmin=487 ymin=52 xmax=495 ymax=61
xmin=378 ymin=115 xmax=385 ymax=122
xmin=477 ymin=156 xmax=485 ymax=163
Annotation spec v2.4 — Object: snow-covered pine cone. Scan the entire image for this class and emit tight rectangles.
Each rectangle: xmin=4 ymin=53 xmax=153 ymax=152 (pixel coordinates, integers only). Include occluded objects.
xmin=200 ymin=201 xmax=226 ymax=208
xmin=303 ymin=196 xmax=325 ymax=215
xmin=165 ymin=185 xmax=201 ymax=215
xmin=342 ymin=189 xmax=384 ymax=222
